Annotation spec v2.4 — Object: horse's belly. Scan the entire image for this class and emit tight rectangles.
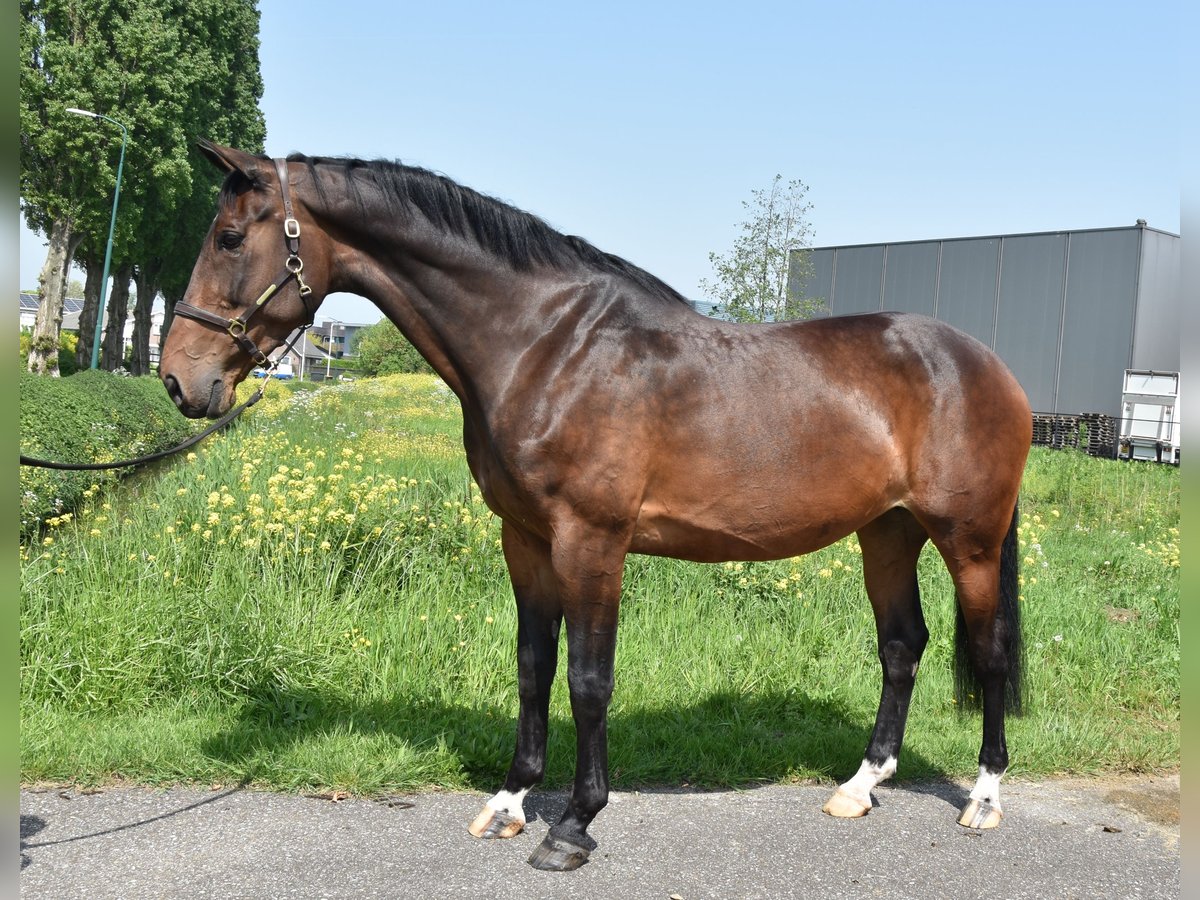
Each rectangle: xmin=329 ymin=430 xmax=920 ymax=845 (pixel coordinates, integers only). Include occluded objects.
xmin=629 ymin=497 xmax=880 ymax=563
xmin=629 ymin=435 xmax=903 ymax=563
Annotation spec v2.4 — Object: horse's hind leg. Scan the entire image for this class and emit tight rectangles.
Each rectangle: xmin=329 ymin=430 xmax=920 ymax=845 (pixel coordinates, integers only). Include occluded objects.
xmin=824 ymin=508 xmax=929 ymax=818
xmin=469 ymin=522 xmax=562 ymax=841
xmin=941 ymin=506 xmax=1022 ymax=830
xmin=926 ymin=501 xmax=1022 ymax=830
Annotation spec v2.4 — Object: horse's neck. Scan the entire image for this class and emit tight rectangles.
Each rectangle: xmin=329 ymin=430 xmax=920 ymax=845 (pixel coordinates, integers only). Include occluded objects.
xmin=330 ymin=217 xmax=581 ymax=407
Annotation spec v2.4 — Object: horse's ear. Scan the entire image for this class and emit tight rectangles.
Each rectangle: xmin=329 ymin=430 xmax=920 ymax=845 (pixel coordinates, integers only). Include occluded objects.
xmin=196 ymin=138 xmax=266 ymax=184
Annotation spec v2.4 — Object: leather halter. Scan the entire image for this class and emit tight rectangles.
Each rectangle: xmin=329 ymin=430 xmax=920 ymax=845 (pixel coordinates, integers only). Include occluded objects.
xmin=173 ymin=158 xmax=316 ymax=366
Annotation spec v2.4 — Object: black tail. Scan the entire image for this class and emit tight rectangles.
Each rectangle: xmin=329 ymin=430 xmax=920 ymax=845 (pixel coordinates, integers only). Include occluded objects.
xmin=954 ymin=502 xmax=1024 ymax=714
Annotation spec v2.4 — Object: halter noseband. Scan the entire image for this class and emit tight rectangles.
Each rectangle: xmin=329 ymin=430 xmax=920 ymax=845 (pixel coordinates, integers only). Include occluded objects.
xmin=174 ymin=158 xmax=316 ymax=366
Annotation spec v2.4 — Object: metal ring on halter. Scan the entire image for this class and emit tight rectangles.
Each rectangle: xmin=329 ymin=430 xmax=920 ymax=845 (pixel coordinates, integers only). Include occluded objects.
xmin=286 ymin=255 xmax=304 ymax=274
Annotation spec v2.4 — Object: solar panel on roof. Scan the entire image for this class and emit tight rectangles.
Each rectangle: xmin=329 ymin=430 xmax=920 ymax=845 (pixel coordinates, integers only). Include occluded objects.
xmin=18 ymin=293 xmax=84 ymax=312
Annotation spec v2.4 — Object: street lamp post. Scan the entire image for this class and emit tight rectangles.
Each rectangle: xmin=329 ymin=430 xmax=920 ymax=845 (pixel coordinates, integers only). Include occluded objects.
xmin=67 ymin=107 xmax=129 ymax=369
xmin=325 ymin=319 xmax=342 ymax=380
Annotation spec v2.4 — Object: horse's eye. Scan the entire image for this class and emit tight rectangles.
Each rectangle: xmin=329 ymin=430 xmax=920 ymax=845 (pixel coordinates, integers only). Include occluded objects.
xmin=218 ymin=231 xmax=244 ymax=251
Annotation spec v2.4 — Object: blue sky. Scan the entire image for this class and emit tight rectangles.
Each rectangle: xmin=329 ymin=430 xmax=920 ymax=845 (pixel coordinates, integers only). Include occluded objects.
xmin=20 ymin=0 xmax=1180 ymax=325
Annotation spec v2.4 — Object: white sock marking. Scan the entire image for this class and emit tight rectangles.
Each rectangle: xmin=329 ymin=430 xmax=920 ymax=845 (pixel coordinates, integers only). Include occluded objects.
xmin=837 ymin=756 xmax=897 ymax=807
xmin=485 ymin=788 xmax=529 ymax=823
xmin=968 ymin=765 xmax=1004 ymax=810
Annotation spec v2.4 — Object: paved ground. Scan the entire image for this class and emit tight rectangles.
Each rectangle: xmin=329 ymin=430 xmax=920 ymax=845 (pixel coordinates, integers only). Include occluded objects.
xmin=20 ymin=775 xmax=1179 ymax=899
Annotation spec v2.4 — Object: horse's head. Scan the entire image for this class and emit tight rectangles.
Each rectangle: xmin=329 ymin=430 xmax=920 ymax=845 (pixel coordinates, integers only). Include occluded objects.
xmin=160 ymin=141 xmax=330 ymax=418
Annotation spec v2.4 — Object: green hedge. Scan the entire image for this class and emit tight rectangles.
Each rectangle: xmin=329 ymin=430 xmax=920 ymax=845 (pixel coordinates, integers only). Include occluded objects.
xmin=19 ymin=370 xmax=199 ymax=533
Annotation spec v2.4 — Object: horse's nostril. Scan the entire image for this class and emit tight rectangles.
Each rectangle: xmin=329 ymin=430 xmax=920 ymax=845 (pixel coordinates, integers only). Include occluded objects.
xmin=162 ymin=374 xmax=184 ymax=409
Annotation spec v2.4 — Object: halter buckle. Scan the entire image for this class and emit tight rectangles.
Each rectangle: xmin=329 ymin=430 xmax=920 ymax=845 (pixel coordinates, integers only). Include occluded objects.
xmin=284 ymin=217 xmax=301 ymax=239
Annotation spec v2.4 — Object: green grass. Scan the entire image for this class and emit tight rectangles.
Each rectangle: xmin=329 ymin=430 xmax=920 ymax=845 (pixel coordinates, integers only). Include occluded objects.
xmin=19 ymin=375 xmax=1180 ymax=792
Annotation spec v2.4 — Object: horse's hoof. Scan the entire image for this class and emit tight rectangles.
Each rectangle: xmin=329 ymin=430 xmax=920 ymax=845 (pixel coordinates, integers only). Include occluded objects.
xmin=822 ymin=789 xmax=871 ymax=818
xmin=527 ymin=834 xmax=590 ymax=871
xmin=468 ymin=807 xmax=524 ymax=839
xmin=958 ymin=798 xmax=1003 ymax=829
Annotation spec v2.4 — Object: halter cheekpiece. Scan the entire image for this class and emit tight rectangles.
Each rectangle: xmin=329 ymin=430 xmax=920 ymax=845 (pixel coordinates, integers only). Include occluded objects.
xmin=173 ymin=158 xmax=316 ymax=366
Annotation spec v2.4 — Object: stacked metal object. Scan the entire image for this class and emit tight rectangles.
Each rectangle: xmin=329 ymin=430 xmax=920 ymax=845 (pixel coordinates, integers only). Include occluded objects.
xmin=1031 ymin=412 xmax=1117 ymax=458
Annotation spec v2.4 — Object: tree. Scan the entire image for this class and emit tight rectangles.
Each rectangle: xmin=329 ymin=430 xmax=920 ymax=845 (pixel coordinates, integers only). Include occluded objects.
xmin=154 ymin=0 xmax=265 ymax=369
xmin=20 ymin=0 xmax=265 ymax=375
xmin=73 ymin=251 xmax=104 ymax=371
xmin=19 ymin=0 xmax=114 ymax=374
xmin=700 ymin=175 xmax=825 ymax=323
xmin=100 ymin=263 xmax=133 ymax=369
xmin=140 ymin=0 xmax=266 ymax=373
xmin=351 ymin=321 xmax=434 ymax=377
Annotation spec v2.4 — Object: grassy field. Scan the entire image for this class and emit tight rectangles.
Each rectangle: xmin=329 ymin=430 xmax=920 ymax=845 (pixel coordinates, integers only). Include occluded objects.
xmin=19 ymin=375 xmax=1180 ymax=793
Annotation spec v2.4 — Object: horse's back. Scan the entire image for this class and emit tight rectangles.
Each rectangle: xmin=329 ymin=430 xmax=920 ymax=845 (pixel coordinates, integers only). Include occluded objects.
xmin=659 ymin=310 xmax=1029 ymax=469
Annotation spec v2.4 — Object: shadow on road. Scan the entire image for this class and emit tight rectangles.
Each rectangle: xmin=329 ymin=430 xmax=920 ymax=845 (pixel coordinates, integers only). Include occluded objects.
xmin=20 ymin=814 xmax=46 ymax=870
xmin=19 ymin=786 xmax=247 ymax=872
xmin=197 ymin=686 xmax=952 ymax=795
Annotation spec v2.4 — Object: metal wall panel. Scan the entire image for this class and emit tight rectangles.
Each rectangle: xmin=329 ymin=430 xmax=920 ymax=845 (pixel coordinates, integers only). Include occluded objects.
xmin=786 ymin=226 xmax=1178 ymax=417
xmin=793 ymin=248 xmax=835 ymax=317
xmin=1131 ymin=229 xmax=1181 ymax=370
xmin=1056 ymin=230 xmax=1140 ymax=415
xmin=831 ymin=245 xmax=885 ymax=314
xmin=881 ymin=242 xmax=939 ymax=316
xmin=935 ymin=239 xmax=1000 ymax=345
xmin=993 ymin=234 xmax=1067 ymax=413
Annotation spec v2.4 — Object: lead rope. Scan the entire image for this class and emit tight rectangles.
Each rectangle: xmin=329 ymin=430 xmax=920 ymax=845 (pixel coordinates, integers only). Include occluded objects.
xmin=19 ymin=325 xmax=310 ymax=471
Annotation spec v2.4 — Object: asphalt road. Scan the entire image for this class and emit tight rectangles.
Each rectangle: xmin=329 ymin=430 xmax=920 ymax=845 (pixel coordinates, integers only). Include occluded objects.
xmin=20 ymin=775 xmax=1179 ymax=899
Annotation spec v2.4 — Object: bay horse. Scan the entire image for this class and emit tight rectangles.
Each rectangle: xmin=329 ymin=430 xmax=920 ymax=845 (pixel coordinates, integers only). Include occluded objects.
xmin=160 ymin=142 xmax=1031 ymax=871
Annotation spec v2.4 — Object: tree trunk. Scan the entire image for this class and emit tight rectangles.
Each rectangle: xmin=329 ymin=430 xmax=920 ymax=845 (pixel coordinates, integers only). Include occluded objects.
xmin=75 ymin=259 xmax=104 ymax=371
xmin=130 ymin=264 xmax=161 ymax=376
xmin=159 ymin=292 xmax=179 ymax=362
xmin=27 ymin=219 xmax=81 ymax=375
xmin=100 ymin=264 xmax=133 ymax=370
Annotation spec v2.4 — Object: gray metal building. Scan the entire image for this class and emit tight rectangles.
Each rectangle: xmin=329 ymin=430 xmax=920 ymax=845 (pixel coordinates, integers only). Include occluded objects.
xmin=787 ymin=223 xmax=1180 ymax=417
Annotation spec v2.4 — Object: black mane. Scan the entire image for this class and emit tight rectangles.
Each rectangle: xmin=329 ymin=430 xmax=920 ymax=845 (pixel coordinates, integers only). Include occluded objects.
xmin=281 ymin=154 xmax=692 ymax=307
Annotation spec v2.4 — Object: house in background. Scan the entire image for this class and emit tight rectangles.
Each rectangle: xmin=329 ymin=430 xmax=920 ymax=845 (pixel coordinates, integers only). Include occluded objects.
xmin=20 ymin=292 xmax=84 ymax=329
xmin=20 ymin=292 xmax=164 ymax=366
xmin=265 ymin=318 xmax=372 ymax=379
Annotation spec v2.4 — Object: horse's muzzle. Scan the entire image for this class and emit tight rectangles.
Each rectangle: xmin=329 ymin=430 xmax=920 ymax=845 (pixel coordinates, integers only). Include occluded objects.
xmin=162 ymin=373 xmax=227 ymax=420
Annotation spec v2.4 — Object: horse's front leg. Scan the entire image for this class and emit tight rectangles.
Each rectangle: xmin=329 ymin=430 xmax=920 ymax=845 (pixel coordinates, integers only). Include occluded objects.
xmin=469 ymin=522 xmax=561 ymax=840
xmin=526 ymin=528 xmax=626 ymax=872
